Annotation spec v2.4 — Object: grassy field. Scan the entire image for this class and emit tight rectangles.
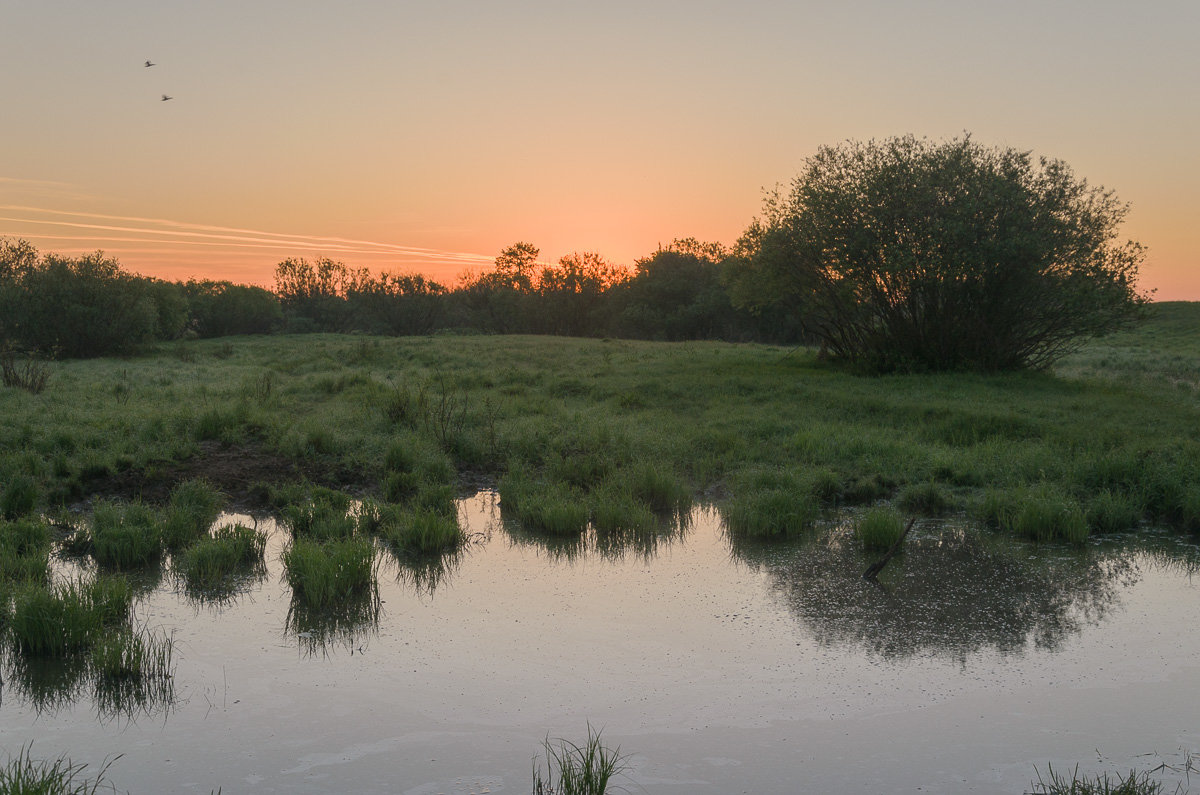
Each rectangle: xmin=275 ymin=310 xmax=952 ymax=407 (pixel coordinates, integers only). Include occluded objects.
xmin=0 ymin=303 xmax=1197 ymax=545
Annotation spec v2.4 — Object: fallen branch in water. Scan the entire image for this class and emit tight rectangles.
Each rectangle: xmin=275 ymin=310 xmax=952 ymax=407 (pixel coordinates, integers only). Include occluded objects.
xmin=863 ymin=517 xmax=916 ymax=581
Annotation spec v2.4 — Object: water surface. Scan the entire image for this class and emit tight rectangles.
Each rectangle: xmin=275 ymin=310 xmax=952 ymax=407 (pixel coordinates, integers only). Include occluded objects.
xmin=3 ymin=494 xmax=1198 ymax=794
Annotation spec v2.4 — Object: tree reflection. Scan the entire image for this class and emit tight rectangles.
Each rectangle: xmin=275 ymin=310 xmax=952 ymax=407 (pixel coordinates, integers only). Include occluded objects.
xmin=730 ymin=524 xmax=1137 ymax=661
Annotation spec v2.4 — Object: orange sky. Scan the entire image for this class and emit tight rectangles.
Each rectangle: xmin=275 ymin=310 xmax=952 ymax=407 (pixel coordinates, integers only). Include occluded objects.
xmin=2 ymin=2 xmax=1197 ymax=298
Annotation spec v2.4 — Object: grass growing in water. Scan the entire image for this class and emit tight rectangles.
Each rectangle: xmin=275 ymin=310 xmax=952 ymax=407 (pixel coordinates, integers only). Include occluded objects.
xmin=89 ymin=499 xmax=162 ymax=569
xmin=854 ymin=507 xmax=905 ymax=551
xmin=532 ymin=726 xmax=628 ymax=795
xmin=1029 ymin=764 xmax=1166 ymax=795
xmin=0 ymin=744 xmax=119 ymax=795
xmin=8 ymin=577 xmax=132 ymax=656
xmin=282 ymin=536 xmax=377 ymax=609
xmin=160 ymin=478 xmax=225 ymax=550
xmin=174 ymin=523 xmax=267 ymax=597
xmin=723 ymin=489 xmax=819 ymax=539
xmin=376 ymin=507 xmax=465 ymax=556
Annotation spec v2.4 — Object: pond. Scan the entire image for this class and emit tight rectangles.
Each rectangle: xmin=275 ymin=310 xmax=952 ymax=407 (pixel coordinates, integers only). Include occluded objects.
xmin=3 ymin=493 xmax=1199 ymax=794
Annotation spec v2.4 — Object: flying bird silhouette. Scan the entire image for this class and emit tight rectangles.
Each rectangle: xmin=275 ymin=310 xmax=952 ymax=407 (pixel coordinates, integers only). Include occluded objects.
xmin=145 ymin=60 xmax=155 ymax=67
xmin=161 ymin=94 xmax=173 ymax=101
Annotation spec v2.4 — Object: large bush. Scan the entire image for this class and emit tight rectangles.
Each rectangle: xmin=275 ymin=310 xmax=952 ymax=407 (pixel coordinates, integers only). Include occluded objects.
xmin=728 ymin=134 xmax=1147 ymax=371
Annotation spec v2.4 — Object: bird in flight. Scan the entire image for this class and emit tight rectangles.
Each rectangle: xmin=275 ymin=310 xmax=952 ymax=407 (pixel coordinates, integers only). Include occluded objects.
xmin=145 ymin=60 xmax=156 ymax=67
xmin=161 ymin=94 xmax=173 ymax=101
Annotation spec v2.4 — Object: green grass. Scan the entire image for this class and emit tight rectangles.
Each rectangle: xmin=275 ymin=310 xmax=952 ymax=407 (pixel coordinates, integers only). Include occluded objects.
xmin=1029 ymin=764 xmax=1166 ymax=795
xmin=376 ymin=507 xmax=465 ymax=556
xmin=282 ymin=536 xmax=377 ymax=609
xmin=0 ymin=744 xmax=119 ymax=795
xmin=89 ymin=500 xmax=162 ymax=569
xmin=1 ymin=475 xmax=38 ymax=520
xmin=281 ymin=498 xmax=359 ymax=541
xmin=8 ymin=577 xmax=132 ymax=656
xmin=2 ymin=303 xmax=1200 ymax=545
xmin=0 ymin=519 xmax=52 ymax=584
xmin=160 ymin=479 xmax=225 ymax=550
xmin=532 ymin=726 xmax=628 ymax=795
xmin=854 ymin=507 xmax=905 ymax=551
xmin=174 ymin=523 xmax=267 ymax=596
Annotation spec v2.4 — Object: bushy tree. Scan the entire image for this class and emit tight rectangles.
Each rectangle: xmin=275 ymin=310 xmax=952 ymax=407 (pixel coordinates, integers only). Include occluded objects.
xmin=615 ymin=239 xmax=740 ymax=340
xmin=185 ymin=280 xmax=283 ymax=337
xmin=728 ymin=134 xmax=1147 ymax=371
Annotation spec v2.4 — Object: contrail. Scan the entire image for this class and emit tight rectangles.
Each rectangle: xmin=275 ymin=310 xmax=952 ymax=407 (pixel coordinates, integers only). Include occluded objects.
xmin=0 ymin=205 xmax=493 ymax=262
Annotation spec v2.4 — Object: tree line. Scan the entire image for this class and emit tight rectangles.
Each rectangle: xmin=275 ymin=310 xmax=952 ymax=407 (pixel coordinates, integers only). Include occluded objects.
xmin=1 ymin=135 xmax=1146 ymax=371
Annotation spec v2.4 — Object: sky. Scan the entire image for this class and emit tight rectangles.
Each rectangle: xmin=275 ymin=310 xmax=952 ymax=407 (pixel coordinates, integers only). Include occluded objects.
xmin=2 ymin=0 xmax=1197 ymax=298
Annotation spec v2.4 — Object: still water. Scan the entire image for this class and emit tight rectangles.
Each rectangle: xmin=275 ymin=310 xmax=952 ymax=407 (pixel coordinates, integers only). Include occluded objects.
xmin=3 ymin=493 xmax=1198 ymax=794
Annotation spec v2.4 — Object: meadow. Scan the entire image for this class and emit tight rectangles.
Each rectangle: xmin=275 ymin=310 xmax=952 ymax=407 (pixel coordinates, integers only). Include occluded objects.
xmin=0 ymin=304 xmax=1196 ymax=549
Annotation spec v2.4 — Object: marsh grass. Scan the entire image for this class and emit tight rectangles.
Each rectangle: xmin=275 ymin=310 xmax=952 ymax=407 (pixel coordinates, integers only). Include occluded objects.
xmin=531 ymin=725 xmax=629 ymax=795
xmin=281 ymin=498 xmax=359 ymax=542
xmin=0 ymin=519 xmax=52 ymax=584
xmin=90 ymin=631 xmax=176 ymax=719
xmin=174 ymin=523 xmax=267 ymax=598
xmin=1029 ymin=764 xmax=1166 ymax=795
xmin=89 ymin=500 xmax=162 ymax=569
xmin=897 ymin=480 xmax=953 ymax=515
xmin=282 ymin=536 xmax=377 ymax=609
xmin=723 ymin=488 xmax=819 ymax=539
xmin=499 ymin=471 xmax=589 ymax=536
xmin=285 ymin=590 xmax=382 ymax=655
xmin=376 ymin=507 xmax=465 ymax=556
xmin=160 ymin=479 xmax=225 ymax=550
xmin=0 ymin=744 xmax=119 ymax=795
xmin=8 ymin=577 xmax=132 ymax=656
xmin=1087 ymin=490 xmax=1144 ymax=535
xmin=855 ymin=507 xmax=905 ymax=551
xmin=1 ymin=475 xmax=38 ymax=520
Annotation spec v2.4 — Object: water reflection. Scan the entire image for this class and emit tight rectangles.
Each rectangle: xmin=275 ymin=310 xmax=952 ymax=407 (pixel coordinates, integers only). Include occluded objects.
xmin=1 ymin=641 xmax=178 ymax=722
xmin=381 ymin=546 xmax=464 ymax=596
xmin=731 ymin=523 xmax=1137 ymax=661
xmin=284 ymin=591 xmax=381 ymax=657
xmin=498 ymin=511 xmax=688 ymax=563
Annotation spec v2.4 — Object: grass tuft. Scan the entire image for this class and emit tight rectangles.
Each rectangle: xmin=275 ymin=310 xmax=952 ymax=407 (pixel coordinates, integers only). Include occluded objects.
xmin=532 ymin=725 xmax=629 ymax=795
xmin=282 ymin=536 xmax=377 ymax=609
xmin=723 ymin=489 xmax=819 ymax=539
xmin=1029 ymin=763 xmax=1165 ymax=795
xmin=854 ymin=507 xmax=905 ymax=551
xmin=174 ymin=523 xmax=267 ymax=597
xmin=0 ymin=744 xmax=119 ymax=795
xmin=89 ymin=500 xmax=162 ymax=569
xmin=161 ymin=479 xmax=225 ymax=550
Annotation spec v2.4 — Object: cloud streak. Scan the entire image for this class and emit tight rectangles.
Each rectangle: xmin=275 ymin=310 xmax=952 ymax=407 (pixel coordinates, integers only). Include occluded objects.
xmin=0 ymin=205 xmax=496 ymax=267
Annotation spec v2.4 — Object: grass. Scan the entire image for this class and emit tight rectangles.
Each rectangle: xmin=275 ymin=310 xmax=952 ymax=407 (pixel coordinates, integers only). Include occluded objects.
xmin=531 ymin=726 xmax=629 ymax=795
xmin=854 ymin=507 xmax=905 ymax=551
xmin=1 ymin=303 xmax=1200 ymax=545
xmin=160 ymin=478 xmax=225 ymax=550
xmin=376 ymin=507 xmax=465 ymax=556
xmin=0 ymin=744 xmax=119 ymax=795
xmin=282 ymin=536 xmax=377 ymax=609
xmin=174 ymin=523 xmax=267 ymax=597
xmin=8 ymin=577 xmax=132 ymax=656
xmin=1029 ymin=764 xmax=1166 ymax=794
xmin=88 ymin=499 xmax=162 ymax=569
xmin=0 ymin=519 xmax=52 ymax=584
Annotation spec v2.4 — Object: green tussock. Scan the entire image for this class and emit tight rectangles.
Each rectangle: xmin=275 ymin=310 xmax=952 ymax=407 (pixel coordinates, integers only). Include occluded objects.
xmin=282 ymin=537 xmax=377 ymax=609
xmin=723 ymin=488 xmax=819 ymax=539
xmin=1029 ymin=764 xmax=1165 ymax=795
xmin=160 ymin=479 xmax=225 ymax=550
xmin=377 ymin=506 xmax=465 ymax=555
xmin=532 ymin=726 xmax=629 ymax=795
xmin=854 ymin=507 xmax=905 ymax=551
xmin=0 ymin=744 xmax=120 ymax=795
xmin=8 ymin=577 xmax=132 ymax=656
xmin=174 ymin=523 xmax=267 ymax=596
xmin=89 ymin=499 xmax=162 ymax=569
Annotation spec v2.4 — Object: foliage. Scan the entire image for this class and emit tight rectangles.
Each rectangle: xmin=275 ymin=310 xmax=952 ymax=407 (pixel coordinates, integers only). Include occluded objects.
xmin=0 ymin=744 xmax=120 ymax=795
xmin=728 ymin=134 xmax=1148 ymax=371
xmin=184 ymin=279 xmax=283 ymax=337
xmin=531 ymin=726 xmax=629 ymax=795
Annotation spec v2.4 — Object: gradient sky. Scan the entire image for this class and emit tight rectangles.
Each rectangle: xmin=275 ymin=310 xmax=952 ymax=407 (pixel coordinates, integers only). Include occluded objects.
xmin=2 ymin=1 xmax=1197 ymax=298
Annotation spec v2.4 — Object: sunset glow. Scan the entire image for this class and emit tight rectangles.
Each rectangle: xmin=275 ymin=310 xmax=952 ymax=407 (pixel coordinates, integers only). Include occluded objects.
xmin=2 ymin=1 xmax=1196 ymax=297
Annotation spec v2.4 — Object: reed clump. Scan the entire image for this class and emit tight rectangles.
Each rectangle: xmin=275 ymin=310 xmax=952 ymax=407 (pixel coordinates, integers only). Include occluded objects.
xmin=160 ymin=478 xmax=225 ymax=550
xmin=174 ymin=523 xmax=267 ymax=595
xmin=89 ymin=500 xmax=163 ymax=569
xmin=854 ymin=507 xmax=905 ymax=551
xmin=282 ymin=536 xmax=377 ymax=609
xmin=0 ymin=744 xmax=119 ymax=795
xmin=532 ymin=725 xmax=629 ymax=795
xmin=377 ymin=507 xmax=465 ymax=556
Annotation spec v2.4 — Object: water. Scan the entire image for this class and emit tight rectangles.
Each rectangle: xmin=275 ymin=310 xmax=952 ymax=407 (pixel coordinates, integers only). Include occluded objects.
xmin=3 ymin=494 xmax=1198 ymax=794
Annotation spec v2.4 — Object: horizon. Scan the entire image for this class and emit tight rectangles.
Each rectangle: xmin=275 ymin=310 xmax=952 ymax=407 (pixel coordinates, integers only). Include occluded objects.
xmin=3 ymin=1 xmax=1196 ymax=299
